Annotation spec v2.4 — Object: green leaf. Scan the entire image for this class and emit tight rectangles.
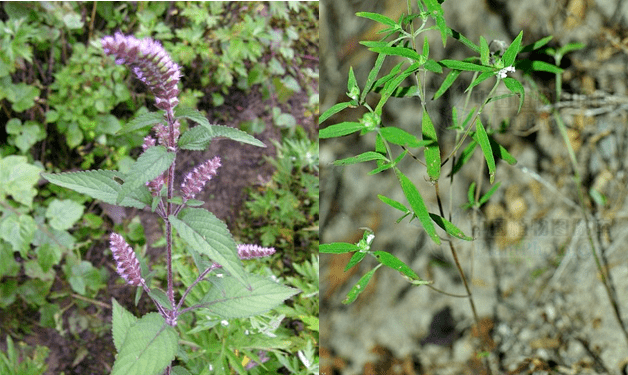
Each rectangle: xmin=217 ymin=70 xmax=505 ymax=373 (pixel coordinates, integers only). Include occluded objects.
xmin=373 ymin=251 xmax=422 ymax=280
xmin=378 ymin=194 xmax=409 ymax=213
xmin=479 ymin=181 xmax=502 ymax=205
xmin=320 ymin=243 xmax=360 ymax=254
xmin=111 ymin=313 xmax=178 ymax=375
xmin=480 ymin=36 xmax=490 ymax=65
xmin=428 ymin=213 xmax=473 ymax=241
xmin=520 ymin=35 xmax=553 ymax=53
xmin=179 ymin=124 xmax=265 ymax=150
xmin=169 ymin=207 xmax=248 ymax=288
xmin=356 ymin=11 xmax=397 ymax=27
xmin=319 ymin=122 xmax=363 ymax=138
xmin=502 ymin=77 xmax=525 ymax=113
xmin=424 ymin=59 xmax=443 ymax=73
xmin=345 ymin=251 xmax=368 ymax=271
xmin=118 ymin=146 xmax=175 ymax=204
xmin=333 ymin=151 xmax=389 ymax=166
xmin=363 ymin=44 xmax=425 ymax=63
xmin=422 ymin=110 xmax=440 ymax=181
xmin=174 ymin=106 xmax=210 ymax=127
xmin=433 ymin=69 xmax=461 ymax=100
xmin=347 ymin=66 xmax=359 ymax=101
xmin=475 ymin=118 xmax=496 ymax=184
xmin=0 ymin=212 xmax=36 ymax=256
xmin=111 ymin=298 xmax=138 ymax=352
xmin=466 ymin=71 xmax=496 ymax=92
xmin=396 ymin=170 xmax=440 ymax=244
xmin=0 ymin=155 xmax=42 ymax=208
xmin=423 ymin=0 xmax=448 ymax=46
xmin=502 ymin=30 xmax=523 ymax=67
xmin=380 ymin=127 xmax=421 ymax=147
xmin=117 ymin=111 xmax=165 ymax=134
xmin=447 ymin=28 xmax=480 ymax=53
xmin=198 ymin=273 xmax=299 ymax=318
xmin=439 ymin=60 xmax=493 ymax=72
xmin=42 ymin=170 xmax=151 ymax=209
xmin=320 ymin=102 xmax=353 ymax=124
xmin=45 ymin=199 xmax=84 ymax=231
xmin=557 ymin=42 xmax=585 ymax=57
xmin=361 ymin=54 xmax=387 ymax=102
xmin=343 ymin=264 xmax=382 ymax=304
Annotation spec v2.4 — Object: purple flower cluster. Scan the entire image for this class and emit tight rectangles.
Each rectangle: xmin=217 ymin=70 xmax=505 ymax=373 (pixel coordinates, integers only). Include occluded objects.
xmin=237 ymin=244 xmax=276 ymax=260
xmin=109 ymin=233 xmax=145 ymax=287
xmin=101 ymin=32 xmax=181 ymax=112
xmin=181 ymin=156 xmax=221 ymax=201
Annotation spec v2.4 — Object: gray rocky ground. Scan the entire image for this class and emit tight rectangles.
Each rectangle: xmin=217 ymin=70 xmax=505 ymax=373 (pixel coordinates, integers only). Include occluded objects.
xmin=321 ymin=1 xmax=628 ymax=374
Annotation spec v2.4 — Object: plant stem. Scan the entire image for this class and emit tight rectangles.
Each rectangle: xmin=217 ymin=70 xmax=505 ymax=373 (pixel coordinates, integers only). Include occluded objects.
xmin=435 ymin=181 xmax=492 ymax=374
xmin=165 ymin=109 xmax=177 ymax=312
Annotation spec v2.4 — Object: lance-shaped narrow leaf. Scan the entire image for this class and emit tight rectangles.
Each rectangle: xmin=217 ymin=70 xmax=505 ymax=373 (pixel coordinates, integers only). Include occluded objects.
xmin=117 ymin=146 xmax=175 ymax=204
xmin=320 ymin=243 xmax=360 ymax=254
xmin=343 ymin=264 xmax=382 ymax=304
xmin=320 ymin=101 xmax=354 ymax=124
xmin=169 ymin=207 xmax=248 ymax=288
xmin=320 ymin=122 xmax=364 ymax=138
xmin=197 ymin=273 xmax=299 ymax=318
xmin=333 ymin=151 xmax=389 ymax=166
xmin=42 ymin=170 xmax=152 ymax=209
xmin=428 ymin=213 xmax=473 ymax=241
xmin=111 ymin=313 xmax=178 ymax=375
xmin=475 ymin=118 xmax=496 ymax=184
xmin=422 ymin=110 xmax=440 ymax=181
xmin=380 ymin=126 xmax=421 ymax=147
xmin=502 ymin=31 xmax=523 ymax=67
xmin=502 ymin=77 xmax=525 ymax=113
xmin=396 ymin=169 xmax=440 ymax=244
xmin=373 ymin=250 xmax=423 ymax=281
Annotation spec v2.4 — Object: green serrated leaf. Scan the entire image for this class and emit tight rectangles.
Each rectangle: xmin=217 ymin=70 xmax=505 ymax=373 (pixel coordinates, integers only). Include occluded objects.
xmin=198 ymin=273 xmax=299 ymax=318
xmin=475 ymin=118 xmax=496 ymax=184
xmin=111 ymin=298 xmax=138 ymax=352
xmin=45 ymin=199 xmax=84 ymax=231
xmin=118 ymin=146 xmax=175 ymax=204
xmin=41 ymin=170 xmax=151 ymax=209
xmin=179 ymin=124 xmax=265 ymax=150
xmin=422 ymin=110 xmax=440 ymax=181
xmin=320 ymin=243 xmax=360 ymax=254
xmin=111 ymin=313 xmax=178 ymax=375
xmin=343 ymin=264 xmax=382 ymax=304
xmin=169 ymin=207 xmax=247 ymax=288
xmin=396 ymin=170 xmax=440 ymax=244
xmin=117 ymin=111 xmax=164 ymax=135
xmin=0 ymin=155 xmax=42 ymax=208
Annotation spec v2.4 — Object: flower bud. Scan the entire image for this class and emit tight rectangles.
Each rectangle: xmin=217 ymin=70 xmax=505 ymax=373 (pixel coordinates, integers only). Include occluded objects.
xmin=181 ymin=156 xmax=221 ymax=201
xmin=237 ymin=244 xmax=276 ymax=260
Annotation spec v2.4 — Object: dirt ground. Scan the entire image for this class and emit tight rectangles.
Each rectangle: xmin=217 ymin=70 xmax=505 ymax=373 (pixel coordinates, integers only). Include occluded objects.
xmin=321 ymin=0 xmax=628 ymax=374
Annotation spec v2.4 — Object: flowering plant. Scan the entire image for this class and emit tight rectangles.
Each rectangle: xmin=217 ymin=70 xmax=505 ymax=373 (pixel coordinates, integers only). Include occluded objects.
xmin=42 ymin=33 xmax=298 ymax=375
xmin=320 ymin=1 xmax=563 ymax=372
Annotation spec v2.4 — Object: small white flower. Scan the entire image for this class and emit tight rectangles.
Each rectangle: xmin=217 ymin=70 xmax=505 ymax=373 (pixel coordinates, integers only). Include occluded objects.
xmin=497 ymin=66 xmax=516 ymax=79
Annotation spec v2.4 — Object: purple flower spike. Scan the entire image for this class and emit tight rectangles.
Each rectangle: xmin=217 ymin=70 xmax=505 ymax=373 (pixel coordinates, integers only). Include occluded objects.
xmin=109 ymin=232 xmax=145 ymax=287
xmin=237 ymin=244 xmax=276 ymax=260
xmin=101 ymin=32 xmax=181 ymax=112
xmin=181 ymin=156 xmax=221 ymax=201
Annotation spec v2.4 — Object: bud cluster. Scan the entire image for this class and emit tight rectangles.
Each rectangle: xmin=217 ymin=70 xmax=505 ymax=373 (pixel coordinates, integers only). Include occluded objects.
xmin=181 ymin=156 xmax=221 ymax=201
xmin=109 ymin=232 xmax=145 ymax=287
xmin=101 ymin=32 xmax=181 ymax=111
